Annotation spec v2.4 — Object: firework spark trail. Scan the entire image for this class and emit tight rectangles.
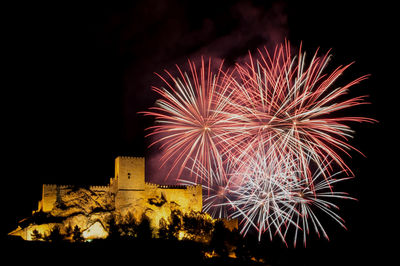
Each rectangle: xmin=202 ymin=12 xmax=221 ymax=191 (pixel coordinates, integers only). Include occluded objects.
xmin=179 ymin=160 xmax=235 ymax=219
xmin=284 ymin=167 xmax=357 ymax=247
xmin=226 ymin=145 xmax=300 ymax=243
xmin=226 ymin=145 xmax=356 ymax=246
xmin=142 ymin=42 xmax=374 ymax=245
xmin=141 ymin=58 xmax=237 ymax=183
xmin=229 ymin=42 xmax=375 ymax=185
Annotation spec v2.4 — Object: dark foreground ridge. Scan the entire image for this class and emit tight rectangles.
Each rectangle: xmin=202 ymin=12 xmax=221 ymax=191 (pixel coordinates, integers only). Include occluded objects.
xmin=4 ymin=233 xmax=370 ymax=266
xmin=4 ymin=237 xmax=268 ymax=266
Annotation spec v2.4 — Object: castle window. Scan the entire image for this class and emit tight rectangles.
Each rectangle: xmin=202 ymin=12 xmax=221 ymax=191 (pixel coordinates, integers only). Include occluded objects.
xmin=128 ymin=172 xmax=131 ymax=179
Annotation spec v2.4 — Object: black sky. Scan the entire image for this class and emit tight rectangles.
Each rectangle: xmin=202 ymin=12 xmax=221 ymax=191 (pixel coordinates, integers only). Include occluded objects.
xmin=2 ymin=0 xmax=398 ymax=264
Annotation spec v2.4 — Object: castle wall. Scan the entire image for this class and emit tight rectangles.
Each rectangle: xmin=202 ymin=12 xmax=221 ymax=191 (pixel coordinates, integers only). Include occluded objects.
xmin=158 ymin=185 xmax=202 ymax=212
xmin=14 ymin=223 xmax=57 ymax=241
xmin=40 ymin=185 xmax=73 ymax=212
xmin=39 ymin=157 xmax=202 ymax=215
xmin=144 ymin=183 xmax=202 ymax=212
xmin=115 ymin=156 xmax=145 ymax=190
xmin=25 ymin=156 xmax=205 ymax=241
xmin=115 ymin=190 xmax=145 ymax=218
xmin=89 ymin=185 xmax=110 ymax=193
xmin=40 ymin=185 xmax=57 ymax=212
xmin=89 ymin=185 xmax=113 ymax=209
xmin=114 ymin=157 xmax=147 ymax=217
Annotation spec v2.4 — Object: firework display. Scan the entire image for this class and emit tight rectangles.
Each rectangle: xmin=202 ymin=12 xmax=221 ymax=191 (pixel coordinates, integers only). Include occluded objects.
xmin=231 ymin=42 xmax=374 ymax=184
xmin=143 ymin=42 xmax=373 ymax=246
xmin=141 ymin=58 xmax=236 ymax=183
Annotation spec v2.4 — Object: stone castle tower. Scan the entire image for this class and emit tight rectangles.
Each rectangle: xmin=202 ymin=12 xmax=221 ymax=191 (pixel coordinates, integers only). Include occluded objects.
xmin=109 ymin=156 xmax=203 ymax=219
xmin=39 ymin=156 xmax=202 ymax=215
xmin=11 ymin=156 xmax=205 ymax=240
xmin=113 ymin=156 xmax=146 ymax=211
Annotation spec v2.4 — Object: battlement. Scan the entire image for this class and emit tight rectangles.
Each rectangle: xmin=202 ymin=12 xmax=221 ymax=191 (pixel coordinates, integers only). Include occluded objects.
xmin=145 ymin=182 xmax=159 ymax=188
xmin=43 ymin=184 xmax=72 ymax=189
xmin=145 ymin=182 xmax=201 ymax=190
xmin=158 ymin=184 xmax=187 ymax=189
xmin=90 ymin=185 xmax=110 ymax=191
xmin=185 ymin=184 xmax=203 ymax=191
xmin=40 ymin=184 xmax=71 ymax=213
xmin=115 ymin=156 xmax=145 ymax=191
xmin=43 ymin=184 xmax=110 ymax=191
xmin=39 ymin=157 xmax=202 ymax=215
xmin=11 ymin=155 xmax=209 ymax=242
xmin=117 ymin=156 xmax=144 ymax=160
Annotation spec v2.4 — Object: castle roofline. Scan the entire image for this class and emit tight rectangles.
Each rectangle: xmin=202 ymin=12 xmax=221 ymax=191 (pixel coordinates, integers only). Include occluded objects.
xmin=116 ymin=156 xmax=144 ymax=159
xmin=145 ymin=181 xmax=201 ymax=189
xmin=42 ymin=184 xmax=110 ymax=189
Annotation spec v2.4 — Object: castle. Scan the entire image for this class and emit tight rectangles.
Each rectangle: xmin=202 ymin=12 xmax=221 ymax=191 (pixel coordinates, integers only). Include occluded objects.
xmin=9 ymin=156 xmax=206 ymax=241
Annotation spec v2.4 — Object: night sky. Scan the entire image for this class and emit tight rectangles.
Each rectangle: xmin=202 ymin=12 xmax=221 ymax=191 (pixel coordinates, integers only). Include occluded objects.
xmin=3 ymin=1 xmax=397 ymax=264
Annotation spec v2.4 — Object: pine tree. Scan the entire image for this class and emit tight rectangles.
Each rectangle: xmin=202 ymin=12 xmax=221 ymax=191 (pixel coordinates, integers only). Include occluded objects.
xmin=137 ymin=215 xmax=153 ymax=239
xmin=46 ymin=225 xmax=64 ymax=242
xmin=72 ymin=225 xmax=84 ymax=242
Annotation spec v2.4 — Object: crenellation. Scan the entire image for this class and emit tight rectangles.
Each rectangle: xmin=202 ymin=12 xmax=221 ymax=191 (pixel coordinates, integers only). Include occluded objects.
xmin=43 ymin=184 xmax=57 ymax=188
xmin=90 ymin=185 xmax=110 ymax=191
xmin=158 ymin=185 xmax=187 ymax=189
xmin=39 ymin=158 xmax=202 ymax=215
xmin=43 ymin=184 xmax=72 ymax=189
xmin=119 ymin=156 xmax=143 ymax=160
xmin=145 ymin=182 xmax=159 ymax=188
xmin=10 ymin=156 xmax=210 ymax=241
xmin=186 ymin=184 xmax=200 ymax=189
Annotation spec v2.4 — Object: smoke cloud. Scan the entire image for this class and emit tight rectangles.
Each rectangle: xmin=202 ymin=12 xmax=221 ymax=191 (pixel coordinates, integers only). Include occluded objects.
xmin=96 ymin=0 xmax=289 ymax=183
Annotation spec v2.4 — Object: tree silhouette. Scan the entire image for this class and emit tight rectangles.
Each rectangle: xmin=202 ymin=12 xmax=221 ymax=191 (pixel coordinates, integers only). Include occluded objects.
xmin=72 ymin=225 xmax=84 ymax=242
xmin=168 ymin=210 xmax=183 ymax=240
xmin=158 ymin=218 xmax=169 ymax=239
xmin=183 ymin=211 xmax=213 ymax=241
xmin=120 ymin=212 xmax=138 ymax=238
xmin=183 ymin=212 xmax=200 ymax=238
xmin=31 ymin=229 xmax=43 ymax=241
xmin=210 ymin=220 xmax=229 ymax=258
xmin=156 ymin=210 xmax=184 ymax=240
xmin=45 ymin=225 xmax=64 ymax=242
xmin=136 ymin=215 xmax=153 ymax=239
xmin=106 ymin=214 xmax=120 ymax=240
xmin=64 ymin=224 xmax=73 ymax=241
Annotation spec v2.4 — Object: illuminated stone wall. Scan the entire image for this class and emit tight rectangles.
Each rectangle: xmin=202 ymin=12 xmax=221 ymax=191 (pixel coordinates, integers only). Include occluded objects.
xmin=13 ymin=156 xmax=204 ymax=241
xmin=40 ymin=185 xmax=74 ymax=213
xmin=159 ymin=185 xmax=202 ymax=212
xmin=112 ymin=156 xmax=202 ymax=218
xmin=115 ymin=156 xmax=145 ymax=191
xmin=9 ymin=223 xmax=55 ymax=241
xmin=114 ymin=156 xmax=145 ymax=218
xmin=143 ymin=182 xmax=202 ymax=229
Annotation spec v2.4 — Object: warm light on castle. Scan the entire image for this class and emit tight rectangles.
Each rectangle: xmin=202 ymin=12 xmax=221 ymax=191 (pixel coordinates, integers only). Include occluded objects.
xmin=9 ymin=156 xmax=214 ymax=241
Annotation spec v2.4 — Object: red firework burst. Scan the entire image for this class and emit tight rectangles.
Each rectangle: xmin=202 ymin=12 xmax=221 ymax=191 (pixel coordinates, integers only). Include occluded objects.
xmin=142 ymin=42 xmax=375 ymax=245
xmin=141 ymin=58 xmax=236 ymax=183
xmin=229 ymin=41 xmax=375 ymax=184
